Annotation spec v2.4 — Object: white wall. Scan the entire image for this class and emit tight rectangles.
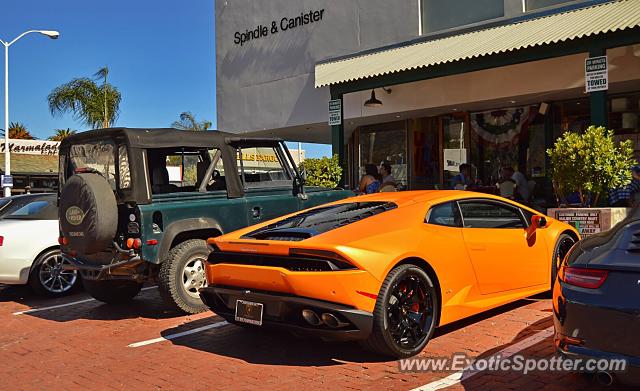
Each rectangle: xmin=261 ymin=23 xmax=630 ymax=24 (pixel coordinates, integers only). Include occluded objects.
xmin=216 ymin=0 xmax=420 ymax=139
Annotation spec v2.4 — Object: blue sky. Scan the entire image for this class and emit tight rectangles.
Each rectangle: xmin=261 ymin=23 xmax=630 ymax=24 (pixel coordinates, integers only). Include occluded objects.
xmin=0 ymin=0 xmax=330 ymax=158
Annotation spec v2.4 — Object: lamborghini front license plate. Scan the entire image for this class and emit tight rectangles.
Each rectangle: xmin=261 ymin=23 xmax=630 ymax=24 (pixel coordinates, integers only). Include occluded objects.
xmin=235 ymin=300 xmax=263 ymax=326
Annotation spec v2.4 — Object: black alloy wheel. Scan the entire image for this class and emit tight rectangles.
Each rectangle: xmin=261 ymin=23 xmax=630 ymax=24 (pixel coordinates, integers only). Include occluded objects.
xmin=551 ymin=233 xmax=577 ymax=291
xmin=387 ymin=272 xmax=434 ymax=349
xmin=362 ymin=264 xmax=439 ymax=358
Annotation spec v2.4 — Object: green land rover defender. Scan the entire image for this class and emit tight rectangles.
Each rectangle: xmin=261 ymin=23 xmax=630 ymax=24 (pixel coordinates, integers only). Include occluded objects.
xmin=57 ymin=128 xmax=352 ymax=313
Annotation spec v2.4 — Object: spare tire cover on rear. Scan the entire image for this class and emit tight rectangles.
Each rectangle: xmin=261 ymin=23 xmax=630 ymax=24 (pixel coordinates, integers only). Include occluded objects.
xmin=59 ymin=173 xmax=118 ymax=255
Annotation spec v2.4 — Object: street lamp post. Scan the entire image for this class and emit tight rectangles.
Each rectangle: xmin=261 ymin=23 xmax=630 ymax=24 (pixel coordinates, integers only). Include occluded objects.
xmin=1 ymin=30 xmax=59 ymax=197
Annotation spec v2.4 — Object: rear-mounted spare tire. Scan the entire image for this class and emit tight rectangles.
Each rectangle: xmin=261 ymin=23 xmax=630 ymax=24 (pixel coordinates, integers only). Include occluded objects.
xmin=59 ymin=173 xmax=118 ymax=255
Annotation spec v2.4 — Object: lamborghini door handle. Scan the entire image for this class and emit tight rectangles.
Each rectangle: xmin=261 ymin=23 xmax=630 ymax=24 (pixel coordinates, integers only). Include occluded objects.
xmin=469 ymin=245 xmax=487 ymax=251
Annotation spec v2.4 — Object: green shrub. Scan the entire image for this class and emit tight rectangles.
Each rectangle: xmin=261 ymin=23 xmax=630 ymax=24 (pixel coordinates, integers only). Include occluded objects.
xmin=547 ymin=125 xmax=635 ymax=207
xmin=299 ymin=154 xmax=343 ymax=188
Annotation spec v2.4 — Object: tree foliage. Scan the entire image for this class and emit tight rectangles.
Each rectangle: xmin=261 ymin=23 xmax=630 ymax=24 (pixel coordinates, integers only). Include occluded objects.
xmin=48 ymin=66 xmax=121 ymax=129
xmin=1 ymin=122 xmax=34 ymax=139
xmin=299 ymin=155 xmax=342 ymax=189
xmin=547 ymin=125 xmax=635 ymax=207
xmin=48 ymin=128 xmax=77 ymax=141
xmin=171 ymin=112 xmax=212 ymax=131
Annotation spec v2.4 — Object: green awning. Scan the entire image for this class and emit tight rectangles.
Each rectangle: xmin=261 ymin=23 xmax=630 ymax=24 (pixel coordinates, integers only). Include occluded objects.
xmin=315 ymin=0 xmax=640 ymax=88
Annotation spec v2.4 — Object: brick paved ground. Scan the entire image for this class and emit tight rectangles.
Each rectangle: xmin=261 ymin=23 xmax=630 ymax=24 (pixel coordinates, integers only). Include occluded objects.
xmin=0 ymin=285 xmax=630 ymax=390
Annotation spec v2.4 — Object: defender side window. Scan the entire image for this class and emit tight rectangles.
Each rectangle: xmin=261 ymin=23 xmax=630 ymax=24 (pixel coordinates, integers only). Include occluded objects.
xmin=200 ymin=149 xmax=227 ymax=192
xmin=238 ymin=146 xmax=293 ymax=189
xmin=148 ymin=147 xmax=222 ymax=194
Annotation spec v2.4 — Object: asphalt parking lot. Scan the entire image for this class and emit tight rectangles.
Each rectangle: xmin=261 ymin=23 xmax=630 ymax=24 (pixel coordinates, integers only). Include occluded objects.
xmin=0 ymin=286 xmax=626 ymax=391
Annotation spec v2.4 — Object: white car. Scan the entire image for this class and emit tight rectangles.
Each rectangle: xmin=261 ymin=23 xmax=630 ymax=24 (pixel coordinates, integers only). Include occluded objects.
xmin=0 ymin=194 xmax=79 ymax=296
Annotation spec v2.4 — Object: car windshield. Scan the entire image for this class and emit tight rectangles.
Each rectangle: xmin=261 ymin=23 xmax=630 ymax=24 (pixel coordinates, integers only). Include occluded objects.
xmin=2 ymin=195 xmax=58 ymax=220
xmin=0 ymin=198 xmax=10 ymax=214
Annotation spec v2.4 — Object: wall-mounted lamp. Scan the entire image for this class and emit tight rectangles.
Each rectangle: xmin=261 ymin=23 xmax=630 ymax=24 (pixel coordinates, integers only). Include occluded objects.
xmin=364 ymin=87 xmax=392 ymax=107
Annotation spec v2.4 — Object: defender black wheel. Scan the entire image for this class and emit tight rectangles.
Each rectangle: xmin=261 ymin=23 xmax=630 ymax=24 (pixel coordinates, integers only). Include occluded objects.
xmin=158 ymin=239 xmax=210 ymax=314
xmin=551 ymin=234 xmax=576 ymax=291
xmin=82 ymin=279 xmax=142 ymax=304
xmin=361 ymin=264 xmax=439 ymax=358
xmin=29 ymin=249 xmax=80 ymax=297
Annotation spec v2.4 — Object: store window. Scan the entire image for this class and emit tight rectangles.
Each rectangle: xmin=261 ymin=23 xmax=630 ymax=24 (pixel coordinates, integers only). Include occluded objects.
xmin=551 ymin=98 xmax=590 ymax=140
xmin=411 ymin=117 xmax=440 ymax=189
xmin=358 ymin=122 xmax=407 ymax=189
xmin=469 ymin=107 xmax=534 ymax=186
xmin=527 ymin=116 xmax=547 ymax=179
xmin=609 ymin=92 xmax=640 ymax=162
xmin=443 ymin=114 xmax=469 ymax=188
xmin=421 ymin=0 xmax=503 ymax=34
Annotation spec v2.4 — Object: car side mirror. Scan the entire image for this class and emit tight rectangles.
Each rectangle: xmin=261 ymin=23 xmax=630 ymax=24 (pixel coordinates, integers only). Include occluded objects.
xmin=531 ymin=215 xmax=547 ymax=230
xmin=298 ymin=167 xmax=307 ymax=185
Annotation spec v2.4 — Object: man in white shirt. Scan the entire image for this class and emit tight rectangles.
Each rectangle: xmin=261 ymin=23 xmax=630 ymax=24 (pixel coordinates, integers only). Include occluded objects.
xmin=502 ymin=166 xmax=530 ymax=202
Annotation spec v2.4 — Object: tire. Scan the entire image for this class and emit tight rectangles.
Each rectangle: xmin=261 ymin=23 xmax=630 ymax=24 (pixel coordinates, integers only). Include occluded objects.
xmin=361 ymin=264 xmax=439 ymax=358
xmin=158 ymin=239 xmax=210 ymax=314
xmin=551 ymin=233 xmax=576 ymax=291
xmin=59 ymin=173 xmax=118 ymax=256
xmin=29 ymin=248 xmax=80 ymax=297
xmin=82 ymin=279 xmax=142 ymax=304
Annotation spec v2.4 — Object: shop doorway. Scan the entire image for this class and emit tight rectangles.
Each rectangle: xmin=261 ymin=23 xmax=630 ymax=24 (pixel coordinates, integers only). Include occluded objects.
xmin=441 ymin=113 xmax=470 ymax=189
xmin=410 ymin=117 xmax=441 ymax=189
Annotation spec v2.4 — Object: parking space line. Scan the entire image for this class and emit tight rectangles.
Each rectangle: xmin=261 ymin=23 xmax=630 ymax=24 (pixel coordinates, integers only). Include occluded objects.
xmin=127 ymin=320 xmax=229 ymax=348
xmin=410 ymin=327 xmax=554 ymax=391
xmin=12 ymin=286 xmax=158 ymax=315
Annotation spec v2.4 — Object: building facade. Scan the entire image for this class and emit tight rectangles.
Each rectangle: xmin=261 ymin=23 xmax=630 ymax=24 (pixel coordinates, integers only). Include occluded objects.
xmin=0 ymin=139 xmax=60 ymax=195
xmin=216 ymin=0 xmax=640 ymax=205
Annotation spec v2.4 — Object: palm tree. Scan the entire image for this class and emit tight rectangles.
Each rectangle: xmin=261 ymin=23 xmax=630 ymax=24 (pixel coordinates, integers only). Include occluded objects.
xmin=1 ymin=122 xmax=34 ymax=139
xmin=172 ymin=112 xmax=213 ymax=131
xmin=47 ymin=66 xmax=121 ymax=129
xmin=48 ymin=128 xmax=77 ymax=141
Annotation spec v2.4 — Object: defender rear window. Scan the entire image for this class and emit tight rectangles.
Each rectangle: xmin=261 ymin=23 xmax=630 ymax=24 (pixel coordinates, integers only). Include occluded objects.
xmin=242 ymin=202 xmax=397 ymax=241
xmin=68 ymin=140 xmax=126 ymax=190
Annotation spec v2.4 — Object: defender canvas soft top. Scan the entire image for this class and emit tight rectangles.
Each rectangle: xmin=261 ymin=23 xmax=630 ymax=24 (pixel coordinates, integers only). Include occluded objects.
xmin=58 ymin=128 xmax=292 ymax=204
xmin=59 ymin=127 xmax=241 ymax=150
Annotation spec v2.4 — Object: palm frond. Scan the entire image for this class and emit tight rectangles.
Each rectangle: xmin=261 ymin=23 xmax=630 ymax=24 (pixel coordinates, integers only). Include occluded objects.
xmin=94 ymin=66 xmax=109 ymax=82
xmin=47 ymin=67 xmax=121 ymax=129
xmin=3 ymin=122 xmax=35 ymax=139
xmin=48 ymin=128 xmax=77 ymax=141
xmin=172 ymin=112 xmax=212 ymax=131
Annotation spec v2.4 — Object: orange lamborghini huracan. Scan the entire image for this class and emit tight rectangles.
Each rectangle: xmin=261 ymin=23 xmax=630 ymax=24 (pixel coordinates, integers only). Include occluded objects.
xmin=199 ymin=191 xmax=579 ymax=357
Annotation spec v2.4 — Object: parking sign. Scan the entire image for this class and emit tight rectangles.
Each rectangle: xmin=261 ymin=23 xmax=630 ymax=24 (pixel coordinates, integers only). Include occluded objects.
xmin=328 ymin=99 xmax=342 ymax=126
xmin=1 ymin=175 xmax=13 ymax=188
xmin=585 ymin=56 xmax=608 ymax=93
